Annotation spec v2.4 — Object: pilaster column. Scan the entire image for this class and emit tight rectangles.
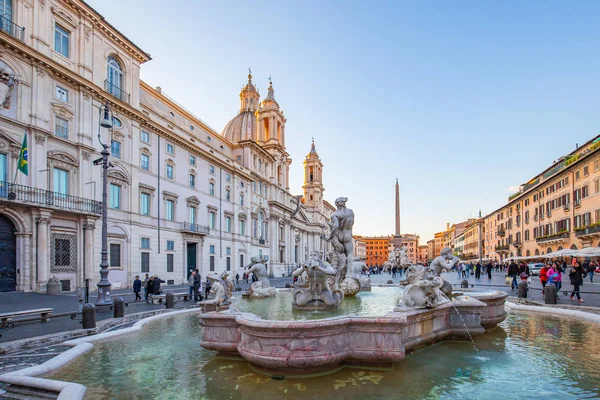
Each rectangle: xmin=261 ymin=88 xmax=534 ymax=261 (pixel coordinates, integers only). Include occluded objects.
xmin=36 ymin=214 xmax=52 ymax=292
xmin=83 ymin=221 xmax=96 ymax=285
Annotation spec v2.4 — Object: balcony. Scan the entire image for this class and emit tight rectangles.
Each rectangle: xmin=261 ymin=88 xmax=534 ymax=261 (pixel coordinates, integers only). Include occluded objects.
xmin=535 ymin=231 xmax=570 ymax=244
xmin=0 ymin=16 xmax=25 ymax=41
xmin=494 ymin=244 xmax=509 ymax=252
xmin=180 ymin=222 xmax=209 ymax=235
xmin=104 ymin=80 xmax=130 ymax=104
xmin=512 ymin=240 xmax=521 ymax=247
xmin=575 ymin=224 xmax=600 ymax=238
xmin=497 ymin=228 xmax=505 ymax=236
xmin=564 ymin=203 xmax=570 ymax=211
xmin=534 ymin=214 xmax=538 ymax=222
xmin=0 ymin=181 xmax=101 ymax=214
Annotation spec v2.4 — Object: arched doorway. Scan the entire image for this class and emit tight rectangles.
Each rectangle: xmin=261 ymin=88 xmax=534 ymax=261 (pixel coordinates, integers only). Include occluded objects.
xmin=557 ymin=246 xmax=563 ymax=251
xmin=570 ymin=244 xmax=578 ymax=250
xmin=0 ymin=214 xmax=16 ymax=292
xmin=526 ymin=250 xmax=531 ymax=256
xmin=535 ymin=249 xmax=540 ymax=256
xmin=546 ymin=247 xmax=552 ymax=254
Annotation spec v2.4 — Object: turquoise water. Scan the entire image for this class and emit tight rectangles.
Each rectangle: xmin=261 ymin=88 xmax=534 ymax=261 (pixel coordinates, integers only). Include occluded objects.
xmin=47 ymin=310 xmax=600 ymax=399
xmin=230 ymin=286 xmax=403 ymax=320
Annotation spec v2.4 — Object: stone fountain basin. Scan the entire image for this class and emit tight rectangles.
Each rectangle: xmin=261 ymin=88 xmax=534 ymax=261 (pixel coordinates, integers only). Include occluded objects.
xmin=200 ymin=290 xmax=507 ymax=376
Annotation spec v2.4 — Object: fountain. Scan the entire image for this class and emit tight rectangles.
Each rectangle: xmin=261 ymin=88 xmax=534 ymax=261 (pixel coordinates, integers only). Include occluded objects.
xmin=242 ymin=257 xmax=276 ymax=298
xmin=199 ymin=197 xmax=508 ymax=376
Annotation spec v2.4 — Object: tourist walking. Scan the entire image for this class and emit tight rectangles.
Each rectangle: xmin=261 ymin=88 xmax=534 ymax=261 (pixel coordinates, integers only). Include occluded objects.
xmin=193 ymin=269 xmax=202 ymax=301
xmin=461 ymin=264 xmax=467 ymax=278
xmin=153 ymin=276 xmax=165 ymax=295
xmin=539 ymin=264 xmax=549 ymax=294
xmin=475 ymin=262 xmax=482 ymax=279
xmin=554 ymin=262 xmax=563 ymax=294
xmin=188 ymin=271 xmax=196 ymax=300
xmin=486 ymin=261 xmax=493 ymax=279
xmin=145 ymin=276 xmax=154 ymax=303
xmin=586 ymin=261 xmax=595 ymax=283
xmin=143 ymin=273 xmax=151 ymax=301
xmin=235 ymin=273 xmax=240 ymax=285
xmin=508 ymin=261 xmax=519 ymax=291
xmin=133 ymin=275 xmax=142 ymax=302
xmin=569 ymin=261 xmax=585 ymax=303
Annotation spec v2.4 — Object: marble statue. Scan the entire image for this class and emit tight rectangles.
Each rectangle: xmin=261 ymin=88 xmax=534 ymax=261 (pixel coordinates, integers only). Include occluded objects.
xmin=291 ymin=263 xmax=309 ymax=288
xmin=207 ymin=273 xmax=229 ymax=306
xmin=245 ymin=257 xmax=276 ymax=298
xmin=293 ymin=251 xmax=344 ymax=308
xmin=429 ymin=247 xmax=460 ymax=298
xmin=325 ymin=197 xmax=355 ymax=290
xmin=220 ymin=271 xmax=234 ymax=298
xmin=398 ymin=265 xmax=449 ymax=309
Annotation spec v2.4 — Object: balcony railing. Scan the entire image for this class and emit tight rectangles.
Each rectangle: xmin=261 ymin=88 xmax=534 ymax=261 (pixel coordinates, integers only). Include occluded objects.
xmin=0 ymin=16 xmax=25 ymax=41
xmin=104 ymin=79 xmax=130 ymax=104
xmin=512 ymin=240 xmax=521 ymax=247
xmin=494 ymin=245 xmax=509 ymax=251
xmin=575 ymin=225 xmax=600 ymax=237
xmin=535 ymin=231 xmax=570 ymax=243
xmin=181 ymin=222 xmax=209 ymax=234
xmin=497 ymin=229 xmax=505 ymax=236
xmin=0 ymin=181 xmax=101 ymax=214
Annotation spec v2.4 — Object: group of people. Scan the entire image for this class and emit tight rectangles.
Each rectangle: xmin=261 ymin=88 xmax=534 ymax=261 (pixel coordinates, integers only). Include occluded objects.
xmin=131 ymin=274 xmax=165 ymax=302
xmin=456 ymin=262 xmax=495 ymax=280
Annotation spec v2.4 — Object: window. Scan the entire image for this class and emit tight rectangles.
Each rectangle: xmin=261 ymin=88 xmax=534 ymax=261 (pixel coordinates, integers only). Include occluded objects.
xmin=166 ymin=240 xmax=175 ymax=251
xmin=140 ymin=193 xmax=150 ymax=215
xmin=112 ymin=117 xmax=122 ymax=128
xmin=107 ymin=56 xmax=123 ymax=99
xmin=209 ymin=211 xmax=216 ymax=229
xmin=54 ymin=24 xmax=69 ymax=58
xmin=210 ymin=255 xmax=215 ymax=271
xmin=51 ymin=234 xmax=76 ymax=272
xmin=0 ymin=0 xmax=12 ymax=27
xmin=595 ymin=179 xmax=600 ymax=194
xmin=226 ymin=216 xmax=232 ymax=233
xmin=239 ymin=220 xmax=245 ymax=235
xmin=575 ymin=170 xmax=580 ymax=181
xmin=141 ymin=131 xmax=150 ymax=143
xmin=189 ymin=206 xmax=196 ymax=224
xmin=582 ymin=185 xmax=589 ymax=199
xmin=237 ymin=155 xmax=242 ymax=162
xmin=209 ymin=182 xmax=215 ymax=196
xmin=595 ymin=160 xmax=600 ymax=172
xmin=189 ymin=155 xmax=196 ymax=165
xmin=165 ymin=199 xmax=174 ymax=220
xmin=55 ymin=86 xmax=68 ymax=102
xmin=189 ymin=173 xmax=196 ymax=188
xmin=55 ymin=117 xmax=69 ymax=139
xmin=141 ymin=237 xmax=150 ymax=249
xmin=166 ymin=143 xmax=174 ymax=154
xmin=226 ymin=257 xmax=231 ymax=271
xmin=240 ymin=193 xmax=244 ymax=206
xmin=524 ymin=230 xmax=530 ymax=241
xmin=141 ymin=154 xmax=150 ymax=170
xmin=166 ymin=164 xmax=173 ymax=179
xmin=0 ymin=153 xmax=6 ymax=182
xmin=167 ymin=254 xmax=174 ymax=272
xmin=209 ymin=245 xmax=215 ymax=254
xmin=226 ymin=247 xmax=231 ymax=256
xmin=190 ymin=125 xmax=195 ymax=131
xmin=209 ymin=165 xmax=215 ymax=174
xmin=226 ymin=174 xmax=231 ymax=182
xmin=584 ymin=165 xmax=589 ymax=176
xmin=111 ymin=140 xmax=121 ymax=158
xmin=226 ymin=189 xmax=231 ymax=201
xmin=109 ymin=184 xmax=121 ymax=209
xmin=110 ymin=244 xmax=121 ymax=267
xmin=596 ymin=209 xmax=600 ymax=223
xmin=141 ymin=252 xmax=149 ymax=273
xmin=53 ymin=168 xmax=68 ymax=195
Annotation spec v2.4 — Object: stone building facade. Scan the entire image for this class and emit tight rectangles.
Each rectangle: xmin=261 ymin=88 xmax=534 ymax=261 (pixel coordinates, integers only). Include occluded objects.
xmin=0 ymin=0 xmax=333 ymax=293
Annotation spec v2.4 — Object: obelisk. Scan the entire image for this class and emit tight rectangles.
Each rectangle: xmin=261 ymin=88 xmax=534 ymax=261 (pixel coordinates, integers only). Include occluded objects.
xmin=392 ymin=178 xmax=403 ymax=249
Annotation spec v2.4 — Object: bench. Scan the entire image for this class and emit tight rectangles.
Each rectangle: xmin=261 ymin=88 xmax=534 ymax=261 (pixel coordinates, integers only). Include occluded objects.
xmin=148 ymin=292 xmax=190 ymax=304
xmin=0 ymin=308 xmax=54 ymax=328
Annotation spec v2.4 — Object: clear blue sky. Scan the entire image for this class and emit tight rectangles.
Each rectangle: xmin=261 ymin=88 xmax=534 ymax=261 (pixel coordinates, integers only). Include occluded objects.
xmin=88 ymin=0 xmax=600 ymax=242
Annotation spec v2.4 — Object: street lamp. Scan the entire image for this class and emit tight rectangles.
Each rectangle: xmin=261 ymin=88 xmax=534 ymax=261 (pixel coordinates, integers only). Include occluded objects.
xmin=95 ymin=101 xmax=113 ymax=308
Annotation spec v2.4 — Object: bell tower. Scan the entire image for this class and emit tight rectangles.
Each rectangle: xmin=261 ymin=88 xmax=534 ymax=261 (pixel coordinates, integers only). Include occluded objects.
xmin=257 ymin=78 xmax=286 ymax=146
xmin=302 ymin=139 xmax=324 ymax=209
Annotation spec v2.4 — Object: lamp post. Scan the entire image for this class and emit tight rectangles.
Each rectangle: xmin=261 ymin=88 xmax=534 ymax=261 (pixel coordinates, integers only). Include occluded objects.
xmin=95 ymin=101 xmax=113 ymax=308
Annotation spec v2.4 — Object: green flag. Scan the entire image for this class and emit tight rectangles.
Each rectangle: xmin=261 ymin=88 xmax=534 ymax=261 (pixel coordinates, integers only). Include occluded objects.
xmin=17 ymin=134 xmax=28 ymax=176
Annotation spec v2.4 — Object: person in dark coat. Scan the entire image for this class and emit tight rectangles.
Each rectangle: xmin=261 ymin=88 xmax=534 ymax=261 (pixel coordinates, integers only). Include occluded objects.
xmin=133 ymin=275 xmax=142 ymax=302
xmin=475 ymin=262 xmax=482 ymax=279
xmin=486 ymin=262 xmax=493 ymax=279
xmin=507 ymin=261 xmax=519 ymax=290
xmin=569 ymin=261 xmax=585 ymax=302
xmin=518 ymin=262 xmax=530 ymax=277
xmin=145 ymin=276 xmax=154 ymax=302
xmin=153 ymin=276 xmax=165 ymax=295
xmin=193 ymin=269 xmax=202 ymax=301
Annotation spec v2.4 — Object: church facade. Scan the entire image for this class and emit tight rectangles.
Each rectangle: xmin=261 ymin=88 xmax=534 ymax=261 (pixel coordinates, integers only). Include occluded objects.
xmin=0 ymin=0 xmax=333 ymax=293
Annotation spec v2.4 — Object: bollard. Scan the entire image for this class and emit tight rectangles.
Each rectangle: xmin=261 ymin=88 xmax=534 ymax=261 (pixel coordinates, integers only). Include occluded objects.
xmin=113 ymin=297 xmax=125 ymax=318
xmin=461 ymin=280 xmax=469 ymax=289
xmin=166 ymin=292 xmax=175 ymax=309
xmin=82 ymin=303 xmax=96 ymax=329
xmin=544 ymin=283 xmax=557 ymax=304
xmin=517 ymin=280 xmax=528 ymax=298
xmin=387 ymin=280 xmax=393 ymax=284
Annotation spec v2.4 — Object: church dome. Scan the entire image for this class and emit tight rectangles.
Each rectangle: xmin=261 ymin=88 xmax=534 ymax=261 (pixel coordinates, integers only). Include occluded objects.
xmin=222 ymin=110 xmax=257 ymax=143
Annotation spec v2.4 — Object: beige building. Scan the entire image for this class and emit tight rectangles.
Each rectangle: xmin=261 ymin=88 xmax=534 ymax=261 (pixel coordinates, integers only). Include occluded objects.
xmin=427 ymin=239 xmax=435 ymax=261
xmin=352 ymin=236 xmax=366 ymax=261
xmin=417 ymin=245 xmax=428 ymax=263
xmin=484 ymin=135 xmax=600 ymax=260
xmin=0 ymin=0 xmax=334 ymax=293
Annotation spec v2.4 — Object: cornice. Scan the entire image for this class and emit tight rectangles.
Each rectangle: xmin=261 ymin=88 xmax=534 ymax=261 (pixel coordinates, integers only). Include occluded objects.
xmin=237 ymin=139 xmax=276 ymax=162
xmin=0 ymin=34 xmax=253 ymax=181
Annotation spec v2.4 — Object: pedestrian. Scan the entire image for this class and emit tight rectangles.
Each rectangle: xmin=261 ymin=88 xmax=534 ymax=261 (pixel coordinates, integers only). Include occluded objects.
xmin=539 ymin=264 xmax=549 ymax=295
xmin=193 ymin=269 xmax=202 ymax=301
xmin=145 ymin=276 xmax=154 ymax=303
xmin=133 ymin=275 xmax=142 ymax=302
xmin=456 ymin=264 xmax=462 ymax=279
xmin=153 ymin=275 xmax=165 ymax=295
xmin=475 ymin=262 xmax=482 ymax=279
xmin=143 ymin=273 xmax=151 ymax=301
xmin=461 ymin=264 xmax=467 ymax=278
xmin=205 ymin=277 xmax=212 ymax=298
xmin=554 ymin=262 xmax=563 ymax=294
xmin=486 ymin=261 xmax=493 ymax=279
xmin=586 ymin=261 xmax=595 ymax=283
xmin=188 ymin=271 xmax=196 ymax=300
xmin=569 ymin=261 xmax=586 ymax=303
xmin=235 ymin=273 xmax=240 ymax=285
xmin=519 ymin=262 xmax=530 ymax=277
xmin=508 ymin=260 xmax=519 ymax=291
